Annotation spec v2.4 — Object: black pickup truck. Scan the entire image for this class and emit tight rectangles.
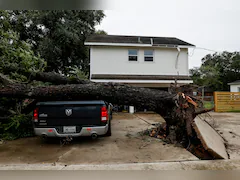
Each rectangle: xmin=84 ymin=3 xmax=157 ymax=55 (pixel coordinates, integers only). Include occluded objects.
xmin=32 ymin=100 xmax=112 ymax=139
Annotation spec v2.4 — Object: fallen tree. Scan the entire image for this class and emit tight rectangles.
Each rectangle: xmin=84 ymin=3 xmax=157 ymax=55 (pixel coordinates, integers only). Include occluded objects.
xmin=0 ymin=71 xmax=227 ymax=159
xmin=1 ymin=81 xmax=206 ymax=141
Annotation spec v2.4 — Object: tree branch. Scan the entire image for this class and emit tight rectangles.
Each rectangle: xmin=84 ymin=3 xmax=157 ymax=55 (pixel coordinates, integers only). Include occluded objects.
xmin=1 ymin=66 xmax=90 ymax=85
xmin=195 ymin=108 xmax=214 ymax=116
xmin=0 ymin=73 xmax=16 ymax=85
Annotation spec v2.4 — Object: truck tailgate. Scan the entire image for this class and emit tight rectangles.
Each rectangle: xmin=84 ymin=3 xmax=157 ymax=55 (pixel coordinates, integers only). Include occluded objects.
xmin=34 ymin=101 xmax=108 ymax=130
xmin=38 ymin=105 xmax=102 ymax=126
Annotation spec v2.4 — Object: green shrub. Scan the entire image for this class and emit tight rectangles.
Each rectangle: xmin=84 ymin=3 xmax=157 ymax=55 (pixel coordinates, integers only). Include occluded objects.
xmin=0 ymin=114 xmax=34 ymax=140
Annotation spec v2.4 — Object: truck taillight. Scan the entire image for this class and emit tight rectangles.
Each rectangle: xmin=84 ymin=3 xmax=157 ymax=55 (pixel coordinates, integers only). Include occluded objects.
xmin=33 ymin=108 xmax=38 ymax=122
xmin=101 ymin=106 xmax=108 ymax=122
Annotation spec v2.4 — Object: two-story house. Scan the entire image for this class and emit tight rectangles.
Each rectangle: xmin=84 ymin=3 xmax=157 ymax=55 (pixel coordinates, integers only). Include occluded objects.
xmin=84 ymin=35 xmax=195 ymax=91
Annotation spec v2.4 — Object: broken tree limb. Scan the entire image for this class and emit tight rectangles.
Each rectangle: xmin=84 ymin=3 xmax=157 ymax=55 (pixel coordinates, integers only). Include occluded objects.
xmin=21 ymin=99 xmax=38 ymax=114
xmin=1 ymin=66 xmax=89 ymax=85
xmin=29 ymin=71 xmax=90 ymax=85
xmin=195 ymin=108 xmax=214 ymax=116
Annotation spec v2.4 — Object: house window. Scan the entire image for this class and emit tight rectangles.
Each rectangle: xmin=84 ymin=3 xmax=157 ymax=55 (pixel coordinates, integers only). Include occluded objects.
xmin=238 ymin=87 xmax=240 ymax=92
xmin=144 ymin=50 xmax=154 ymax=61
xmin=128 ymin=49 xmax=138 ymax=61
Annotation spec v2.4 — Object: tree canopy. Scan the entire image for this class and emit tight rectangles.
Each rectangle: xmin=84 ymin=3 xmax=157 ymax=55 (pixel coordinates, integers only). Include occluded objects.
xmin=0 ymin=10 xmax=105 ymax=75
xmin=0 ymin=10 xmax=105 ymax=139
xmin=190 ymin=51 xmax=240 ymax=91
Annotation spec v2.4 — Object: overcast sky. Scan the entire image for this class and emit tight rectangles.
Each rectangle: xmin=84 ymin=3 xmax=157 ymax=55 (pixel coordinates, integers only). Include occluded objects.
xmin=96 ymin=0 xmax=240 ymax=68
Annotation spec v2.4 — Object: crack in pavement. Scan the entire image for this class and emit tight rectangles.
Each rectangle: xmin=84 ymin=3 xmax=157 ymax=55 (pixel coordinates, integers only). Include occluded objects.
xmin=54 ymin=147 xmax=77 ymax=166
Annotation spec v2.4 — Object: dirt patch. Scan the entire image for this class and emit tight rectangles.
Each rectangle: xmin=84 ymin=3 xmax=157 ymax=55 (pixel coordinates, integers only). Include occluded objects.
xmin=0 ymin=113 xmax=197 ymax=165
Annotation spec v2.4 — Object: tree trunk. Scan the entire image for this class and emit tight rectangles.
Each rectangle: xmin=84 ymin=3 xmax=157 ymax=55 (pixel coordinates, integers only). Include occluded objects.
xmin=0 ymin=82 xmax=199 ymax=142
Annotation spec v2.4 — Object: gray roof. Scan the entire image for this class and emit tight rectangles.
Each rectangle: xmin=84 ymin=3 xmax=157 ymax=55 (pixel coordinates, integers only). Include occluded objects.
xmin=85 ymin=35 xmax=195 ymax=47
xmin=228 ymin=80 xmax=240 ymax=85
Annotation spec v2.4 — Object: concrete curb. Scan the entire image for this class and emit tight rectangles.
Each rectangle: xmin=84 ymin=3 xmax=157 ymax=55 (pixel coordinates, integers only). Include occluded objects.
xmin=0 ymin=160 xmax=240 ymax=170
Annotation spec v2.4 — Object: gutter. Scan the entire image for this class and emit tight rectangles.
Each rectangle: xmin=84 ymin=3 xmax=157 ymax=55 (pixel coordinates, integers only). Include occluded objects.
xmin=175 ymin=47 xmax=181 ymax=69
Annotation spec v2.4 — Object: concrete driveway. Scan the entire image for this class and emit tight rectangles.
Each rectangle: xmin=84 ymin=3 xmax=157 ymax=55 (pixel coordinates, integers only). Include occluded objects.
xmin=0 ymin=113 xmax=197 ymax=165
xmin=203 ymin=112 xmax=240 ymax=159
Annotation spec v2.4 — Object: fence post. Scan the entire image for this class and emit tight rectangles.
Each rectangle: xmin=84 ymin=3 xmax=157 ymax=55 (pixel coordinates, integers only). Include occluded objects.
xmin=214 ymin=92 xmax=217 ymax=112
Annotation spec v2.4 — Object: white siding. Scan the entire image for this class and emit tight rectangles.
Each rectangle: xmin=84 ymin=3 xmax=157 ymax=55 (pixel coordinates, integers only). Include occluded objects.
xmin=230 ymin=84 xmax=240 ymax=92
xmin=90 ymin=46 xmax=189 ymax=77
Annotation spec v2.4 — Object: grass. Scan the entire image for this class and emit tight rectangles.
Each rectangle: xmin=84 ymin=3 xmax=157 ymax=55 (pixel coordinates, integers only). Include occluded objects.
xmin=227 ymin=110 xmax=240 ymax=113
xmin=203 ymin=101 xmax=214 ymax=109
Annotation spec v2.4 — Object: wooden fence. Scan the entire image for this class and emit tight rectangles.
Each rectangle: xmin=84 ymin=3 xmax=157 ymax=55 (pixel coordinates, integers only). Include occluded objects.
xmin=214 ymin=92 xmax=240 ymax=112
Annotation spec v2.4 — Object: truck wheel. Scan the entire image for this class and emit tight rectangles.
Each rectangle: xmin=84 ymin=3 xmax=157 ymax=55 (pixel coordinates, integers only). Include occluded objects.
xmin=105 ymin=120 xmax=112 ymax=136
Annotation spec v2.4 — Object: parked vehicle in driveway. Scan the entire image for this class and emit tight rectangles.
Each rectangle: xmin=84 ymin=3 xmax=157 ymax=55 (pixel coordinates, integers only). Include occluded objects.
xmin=32 ymin=100 xmax=112 ymax=140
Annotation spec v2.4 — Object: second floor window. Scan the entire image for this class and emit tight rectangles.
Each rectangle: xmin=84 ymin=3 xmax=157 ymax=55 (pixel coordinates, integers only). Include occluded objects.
xmin=144 ymin=50 xmax=154 ymax=61
xmin=128 ymin=49 xmax=138 ymax=61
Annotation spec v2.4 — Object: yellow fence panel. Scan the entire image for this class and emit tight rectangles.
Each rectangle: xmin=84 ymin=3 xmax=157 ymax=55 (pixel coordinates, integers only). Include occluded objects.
xmin=214 ymin=92 xmax=240 ymax=112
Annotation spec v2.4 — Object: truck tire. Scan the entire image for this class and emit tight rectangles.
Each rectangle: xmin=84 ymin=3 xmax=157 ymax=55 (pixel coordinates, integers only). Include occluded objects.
xmin=105 ymin=120 xmax=112 ymax=136
xmin=40 ymin=136 xmax=49 ymax=143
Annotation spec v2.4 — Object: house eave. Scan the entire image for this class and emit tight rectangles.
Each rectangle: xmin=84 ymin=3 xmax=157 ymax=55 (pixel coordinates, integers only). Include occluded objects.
xmin=91 ymin=74 xmax=192 ymax=81
xmin=228 ymin=83 xmax=240 ymax=85
xmin=90 ymin=74 xmax=193 ymax=84
xmin=90 ymin=79 xmax=193 ymax=84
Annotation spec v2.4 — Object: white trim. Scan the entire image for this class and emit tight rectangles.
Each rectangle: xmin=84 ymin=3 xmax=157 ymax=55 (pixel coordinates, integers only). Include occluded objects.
xmin=84 ymin=42 xmax=195 ymax=49
xmin=228 ymin=83 xmax=240 ymax=85
xmin=178 ymin=45 xmax=195 ymax=48
xmin=90 ymin=79 xmax=193 ymax=84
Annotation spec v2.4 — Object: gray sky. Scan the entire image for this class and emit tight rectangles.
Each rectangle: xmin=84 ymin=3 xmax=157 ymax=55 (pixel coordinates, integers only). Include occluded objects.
xmin=96 ymin=0 xmax=240 ymax=68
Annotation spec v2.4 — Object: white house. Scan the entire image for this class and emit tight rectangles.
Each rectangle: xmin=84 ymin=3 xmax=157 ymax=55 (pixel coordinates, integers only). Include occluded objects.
xmin=84 ymin=35 xmax=195 ymax=90
xmin=228 ymin=80 xmax=240 ymax=92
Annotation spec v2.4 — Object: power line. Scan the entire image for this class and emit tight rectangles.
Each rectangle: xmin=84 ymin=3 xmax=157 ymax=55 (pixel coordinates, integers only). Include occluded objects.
xmin=195 ymin=47 xmax=220 ymax=53
xmin=188 ymin=46 xmax=221 ymax=57
xmin=188 ymin=47 xmax=196 ymax=57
